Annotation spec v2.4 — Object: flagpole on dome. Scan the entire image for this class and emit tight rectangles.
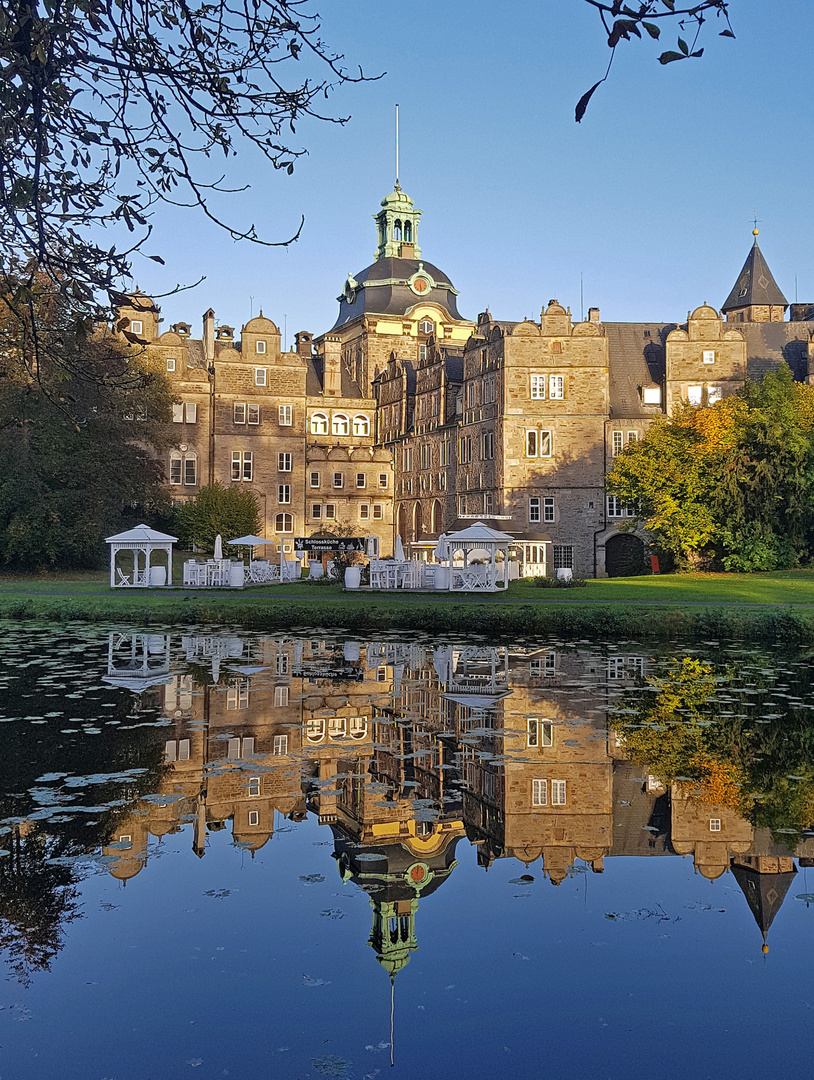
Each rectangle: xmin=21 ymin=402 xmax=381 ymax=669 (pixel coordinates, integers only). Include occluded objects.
xmin=394 ymin=103 xmax=400 ymax=190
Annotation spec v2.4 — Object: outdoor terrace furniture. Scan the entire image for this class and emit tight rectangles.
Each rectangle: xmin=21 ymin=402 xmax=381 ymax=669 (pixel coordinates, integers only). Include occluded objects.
xmin=183 ymin=561 xmax=208 ymax=586
xmin=249 ymin=560 xmax=280 ymax=584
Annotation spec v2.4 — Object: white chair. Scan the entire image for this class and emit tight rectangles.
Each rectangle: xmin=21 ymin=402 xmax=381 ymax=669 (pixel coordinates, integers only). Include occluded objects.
xmin=116 ymin=568 xmax=131 ymax=587
xmin=422 ymin=564 xmax=436 ymax=588
xmin=369 ymin=560 xmax=389 ymax=589
xmin=282 ymin=559 xmax=301 ymax=582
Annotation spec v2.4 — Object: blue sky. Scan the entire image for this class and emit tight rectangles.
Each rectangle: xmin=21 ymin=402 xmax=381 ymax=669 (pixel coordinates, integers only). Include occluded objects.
xmin=139 ymin=0 xmax=813 ymax=345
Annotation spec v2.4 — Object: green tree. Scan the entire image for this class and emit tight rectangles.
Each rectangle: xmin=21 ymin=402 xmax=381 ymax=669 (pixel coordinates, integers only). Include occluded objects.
xmin=174 ymin=483 xmax=261 ymax=554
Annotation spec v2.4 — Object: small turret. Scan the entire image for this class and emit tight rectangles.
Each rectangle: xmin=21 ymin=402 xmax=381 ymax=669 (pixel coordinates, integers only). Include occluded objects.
xmin=721 ymin=231 xmax=788 ymax=323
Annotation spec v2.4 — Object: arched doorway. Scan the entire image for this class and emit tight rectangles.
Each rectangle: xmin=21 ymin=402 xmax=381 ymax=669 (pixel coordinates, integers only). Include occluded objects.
xmin=398 ymin=504 xmax=409 ymax=543
xmin=431 ymin=500 xmax=443 ymax=535
xmin=605 ymin=533 xmax=646 ymax=577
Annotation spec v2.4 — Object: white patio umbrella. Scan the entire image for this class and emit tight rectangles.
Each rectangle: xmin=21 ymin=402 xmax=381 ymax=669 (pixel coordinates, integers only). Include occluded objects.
xmin=433 ymin=533 xmax=448 ymax=561
xmin=394 ymin=534 xmax=405 ymax=561
xmin=228 ymin=534 xmax=271 ymax=560
xmin=213 ymin=534 xmax=223 ymax=560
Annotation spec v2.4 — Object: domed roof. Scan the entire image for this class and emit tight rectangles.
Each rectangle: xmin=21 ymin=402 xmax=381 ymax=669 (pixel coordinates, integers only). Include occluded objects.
xmin=380 ymin=186 xmax=416 ymax=211
xmin=243 ymin=313 xmax=279 ymax=334
xmin=331 ymin=257 xmax=463 ymax=330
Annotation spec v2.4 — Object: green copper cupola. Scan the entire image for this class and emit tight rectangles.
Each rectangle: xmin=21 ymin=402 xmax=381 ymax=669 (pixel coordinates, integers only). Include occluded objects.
xmin=374 ymin=185 xmax=422 ymax=261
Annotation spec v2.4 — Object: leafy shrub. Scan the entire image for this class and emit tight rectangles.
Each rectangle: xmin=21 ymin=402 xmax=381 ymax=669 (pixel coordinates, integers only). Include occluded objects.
xmin=532 ymin=575 xmax=588 ymax=588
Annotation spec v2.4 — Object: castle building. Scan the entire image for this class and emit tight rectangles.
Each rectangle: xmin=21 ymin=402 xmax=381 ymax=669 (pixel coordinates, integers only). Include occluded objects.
xmin=123 ymin=197 xmax=814 ymax=575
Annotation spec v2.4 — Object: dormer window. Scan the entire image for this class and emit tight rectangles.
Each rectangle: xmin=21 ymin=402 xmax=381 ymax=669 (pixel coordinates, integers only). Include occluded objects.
xmin=642 ymin=386 xmax=661 ymax=405
xmin=130 ymin=320 xmax=143 ymax=335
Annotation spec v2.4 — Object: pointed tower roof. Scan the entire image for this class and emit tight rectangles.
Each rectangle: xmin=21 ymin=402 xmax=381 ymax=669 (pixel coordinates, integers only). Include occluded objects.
xmin=721 ymin=232 xmax=788 ymax=313
xmin=731 ymin=860 xmax=797 ymax=949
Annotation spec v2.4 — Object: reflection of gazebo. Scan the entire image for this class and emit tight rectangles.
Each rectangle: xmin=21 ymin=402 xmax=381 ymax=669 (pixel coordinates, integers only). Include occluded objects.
xmin=106 ymin=524 xmax=177 ymax=587
xmin=102 ymin=632 xmax=173 ymax=692
xmin=442 ymin=521 xmax=513 ymax=591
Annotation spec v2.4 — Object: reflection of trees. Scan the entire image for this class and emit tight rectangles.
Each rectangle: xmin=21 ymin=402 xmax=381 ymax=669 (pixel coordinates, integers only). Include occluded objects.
xmin=613 ymin=657 xmax=814 ymax=838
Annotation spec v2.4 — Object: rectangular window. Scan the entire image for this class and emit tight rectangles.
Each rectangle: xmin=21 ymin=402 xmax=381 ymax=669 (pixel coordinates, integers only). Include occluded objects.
xmin=249 ymin=777 xmax=261 ymax=796
xmin=540 ymin=721 xmax=553 ymax=746
xmin=311 ymin=503 xmax=322 ymax=520
xmin=227 ymin=736 xmax=241 ymax=758
xmin=231 ymin=451 xmax=252 ymax=481
xmin=278 ymin=453 xmax=292 ymax=472
xmin=709 ymin=818 xmax=722 ymax=832
xmin=274 ymin=686 xmax=289 ymax=707
xmin=551 ymin=780 xmax=567 ymax=806
xmin=166 ymin=357 xmax=176 ymax=373
xmin=526 ymin=430 xmax=538 ymax=458
xmin=279 ymin=404 xmax=292 ymax=426
xmin=402 ymin=447 xmax=413 ymax=471
xmin=325 ymin=503 xmax=336 ymax=519
xmin=310 ymin=471 xmax=320 ymax=488
xmin=440 ymin=440 xmax=450 ymax=466
xmin=243 ymin=452 xmax=253 ymax=481
xmin=248 ymin=810 xmax=259 ymax=827
xmin=184 ymin=402 xmax=197 ymax=423
xmin=172 ymin=403 xmax=184 ymax=423
xmin=707 ymin=385 xmax=722 ymax=405
xmin=359 ymin=504 xmax=370 ymax=520
xmin=170 ymin=456 xmax=182 ymax=485
xmin=482 ymin=431 xmax=494 ymax=460
xmin=226 ymin=681 xmax=249 ymax=710
xmin=459 ymin=496 xmax=467 ymax=515
xmin=529 ymin=497 xmax=541 ymax=523
xmin=234 ymin=402 xmax=246 ymax=424
xmin=242 ymin=736 xmax=255 ymax=757
xmin=607 ymin=495 xmax=624 ymax=518
xmin=530 ymin=659 xmax=542 ymax=676
xmin=703 ymin=350 xmax=716 ymax=364
xmin=378 ymin=473 xmax=388 ymax=488
xmin=356 ymin=473 xmax=366 ymax=488
xmin=278 ymin=485 xmax=290 ymax=504
xmin=184 ymin=456 xmax=197 ymax=486
xmin=532 ymin=779 xmax=548 ymax=807
xmin=553 ymin=545 xmax=573 ymax=570
xmin=687 ymin=385 xmax=703 ymax=406
xmin=530 ymin=374 xmax=546 ymax=400
xmin=247 ymin=404 xmax=260 ymax=425
xmin=373 ymin=503 xmax=383 ymax=520
xmin=130 ymin=320 xmax=143 ymax=335
xmin=254 ymin=367 xmax=267 ymax=386
xmin=643 ymin=386 xmax=662 ymax=404
xmin=273 ymin=734 xmax=289 ymax=755
xmin=485 ymin=493 xmax=494 ymax=516
xmin=333 ymin=472 xmax=343 ymax=489
xmin=612 ymin=430 xmax=623 ymax=456
xmin=545 ymin=652 xmax=556 ymax=676
xmin=549 ymin=375 xmax=565 ymax=400
xmin=543 ymin=497 xmax=555 ymax=523
xmin=255 ymin=340 xmax=266 ymax=354
xmin=626 ymin=431 xmax=638 ymax=445
xmin=527 ymin=719 xmax=539 ymax=747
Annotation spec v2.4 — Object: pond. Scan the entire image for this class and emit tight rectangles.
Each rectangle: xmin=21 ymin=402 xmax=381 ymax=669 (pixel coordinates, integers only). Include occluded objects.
xmin=0 ymin=622 xmax=812 ymax=1078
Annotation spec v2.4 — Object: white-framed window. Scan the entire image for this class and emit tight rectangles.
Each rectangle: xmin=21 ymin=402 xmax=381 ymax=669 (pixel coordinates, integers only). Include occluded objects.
xmin=234 ymin=402 xmax=246 ymax=424
xmin=333 ymin=472 xmax=343 ymax=489
xmin=130 ymin=319 xmax=143 ymax=335
xmin=530 ymin=374 xmax=546 ymax=400
xmin=184 ymin=453 xmax=197 ymax=486
xmin=709 ymin=818 xmax=722 ymax=832
xmin=311 ymin=503 xmax=322 ymax=520
xmin=356 ymin=472 xmax=366 ymax=489
xmin=553 ymin=545 xmax=573 ymax=570
xmin=255 ymin=340 xmax=267 ymax=354
xmin=172 ymin=403 xmax=184 ymax=423
xmin=324 ymin=503 xmax=336 ymax=519
xmin=707 ymin=385 xmax=722 ymax=405
xmin=278 ymin=485 xmax=291 ymax=504
xmin=185 ymin=403 xmax=197 ymax=423
xmin=607 ymin=495 xmax=628 ymax=518
xmin=309 ymin=471 xmax=320 ymax=488
xmin=306 ymin=718 xmax=325 ymax=743
xmin=170 ymin=452 xmax=182 ymax=484
xmin=543 ymin=497 xmax=555 ymax=523
xmin=529 ymin=497 xmax=541 ymax=523
xmin=687 ymin=385 xmax=703 ymax=406
xmin=703 ymin=350 xmax=716 ymax=365
xmin=376 ymin=666 xmax=387 ymax=681
xmin=273 ymin=734 xmax=288 ymax=755
xmin=248 ymin=810 xmax=259 ymax=827
xmin=612 ymin=430 xmax=623 ymax=457
xmin=372 ymin=503 xmax=384 ymax=520
xmin=241 ymin=737 xmax=255 ymax=757
xmin=459 ymin=495 xmax=467 ymax=515
xmin=248 ymin=404 xmax=260 ymax=425
xmin=353 ymin=415 xmax=370 ymax=437
xmin=332 ymin=413 xmax=349 ymax=436
xmin=485 ymin=493 xmax=494 ymax=515
xmin=545 ymin=652 xmax=556 ymax=676
xmin=249 ymin=777 xmax=261 ymax=796
xmin=627 ymin=431 xmax=638 ymax=445
xmin=527 ymin=719 xmax=539 ymax=747
xmin=254 ymin=367 xmax=267 ymax=386
xmin=526 ymin=430 xmax=552 ymax=458
xmin=349 ymin=716 xmax=367 ymax=739
xmin=274 ymin=686 xmax=289 ymax=707
xmin=419 ymin=344 xmax=428 ymax=362
xmin=419 ymin=319 xmax=434 ymax=334
xmin=231 ymin=451 xmax=252 ymax=481
xmin=166 ymin=357 xmax=176 ymax=372
xmin=643 ymin=386 xmax=661 ymax=404
xmin=328 ymin=716 xmax=346 ymax=739
xmin=549 ymin=375 xmax=565 ymax=400
xmin=274 ymin=513 xmax=293 ymax=532
xmin=551 ymin=780 xmax=567 ymax=806
xmin=311 ymin=412 xmax=328 ymax=435
xmin=278 ymin=404 xmax=292 ymax=426
xmin=278 ymin=453 xmax=292 ymax=472
xmin=359 ymin=504 xmax=370 ymax=520
xmin=226 ymin=680 xmax=249 ymax=710
xmin=164 ymin=739 xmax=190 ymax=763
xmin=378 ymin=473 xmax=389 ymax=488
xmin=532 ymin=779 xmax=547 ymax=807
xmin=527 ymin=719 xmax=554 ymax=747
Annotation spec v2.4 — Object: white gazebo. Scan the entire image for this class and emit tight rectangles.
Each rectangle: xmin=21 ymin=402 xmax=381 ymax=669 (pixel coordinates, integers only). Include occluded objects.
xmin=106 ymin=523 xmax=177 ymax=588
xmin=443 ymin=521 xmax=514 ymax=592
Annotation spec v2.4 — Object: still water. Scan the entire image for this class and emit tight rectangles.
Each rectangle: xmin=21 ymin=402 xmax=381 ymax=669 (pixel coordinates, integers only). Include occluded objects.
xmin=0 ymin=622 xmax=812 ymax=1079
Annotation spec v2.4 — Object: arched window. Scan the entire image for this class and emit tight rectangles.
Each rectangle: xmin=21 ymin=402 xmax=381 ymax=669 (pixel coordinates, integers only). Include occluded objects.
xmin=349 ymin=716 xmax=368 ymax=740
xmin=403 ymin=221 xmax=412 ymax=243
xmin=353 ymin=414 xmax=370 ymax=437
xmin=332 ymin=413 xmax=349 ymax=436
xmin=394 ymin=220 xmax=402 ymax=241
xmin=306 ymin=718 xmax=325 ymax=743
xmin=311 ymin=412 xmax=328 ymax=435
xmin=432 ymin=500 xmax=443 ymax=534
xmin=274 ymin=513 xmax=293 ymax=533
xmin=169 ymin=451 xmax=182 ymax=485
xmin=183 ymin=451 xmax=197 ymax=486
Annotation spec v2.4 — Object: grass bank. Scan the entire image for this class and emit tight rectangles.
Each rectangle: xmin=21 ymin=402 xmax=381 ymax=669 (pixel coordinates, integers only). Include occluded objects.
xmin=1 ymin=570 xmax=814 ymax=642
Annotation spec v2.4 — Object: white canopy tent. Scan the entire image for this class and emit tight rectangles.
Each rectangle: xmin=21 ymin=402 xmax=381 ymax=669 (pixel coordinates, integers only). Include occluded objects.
xmin=106 ymin=524 xmax=177 ymax=588
xmin=442 ymin=521 xmax=514 ymax=592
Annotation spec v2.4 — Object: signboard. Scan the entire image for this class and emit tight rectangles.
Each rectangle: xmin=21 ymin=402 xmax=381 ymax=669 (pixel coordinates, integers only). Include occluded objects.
xmin=292 ymin=667 xmax=364 ymax=682
xmin=294 ymin=537 xmax=366 ymax=553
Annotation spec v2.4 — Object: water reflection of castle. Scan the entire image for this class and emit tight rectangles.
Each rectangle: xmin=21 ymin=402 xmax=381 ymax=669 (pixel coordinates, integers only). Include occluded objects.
xmin=101 ymin=633 xmax=813 ymax=959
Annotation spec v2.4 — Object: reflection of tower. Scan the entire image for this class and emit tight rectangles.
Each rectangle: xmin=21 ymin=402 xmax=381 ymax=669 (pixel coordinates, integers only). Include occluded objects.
xmin=369 ymin=895 xmax=419 ymax=977
xmin=731 ymin=855 xmax=797 ymax=953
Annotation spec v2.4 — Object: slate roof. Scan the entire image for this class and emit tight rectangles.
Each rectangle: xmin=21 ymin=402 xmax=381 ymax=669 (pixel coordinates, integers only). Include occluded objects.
xmin=305 ymin=355 xmax=364 ymax=398
xmin=608 ymin=759 xmax=673 ymax=857
xmin=603 ymin=323 xmax=674 ymax=418
xmin=330 ymin=257 xmax=464 ymax=329
xmin=737 ymin=321 xmax=812 ymax=381
xmin=731 ymin=861 xmax=797 ymax=942
xmin=721 ymin=238 xmax=788 ymax=312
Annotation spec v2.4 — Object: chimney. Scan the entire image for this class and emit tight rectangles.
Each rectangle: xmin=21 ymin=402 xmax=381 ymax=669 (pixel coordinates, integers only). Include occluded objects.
xmin=202 ymin=309 xmax=215 ymax=364
xmin=588 ymin=307 xmax=600 ymax=323
xmin=322 ymin=336 xmax=341 ymax=396
xmin=789 ymin=303 xmax=814 ymax=322
xmin=295 ymin=331 xmax=313 ymax=358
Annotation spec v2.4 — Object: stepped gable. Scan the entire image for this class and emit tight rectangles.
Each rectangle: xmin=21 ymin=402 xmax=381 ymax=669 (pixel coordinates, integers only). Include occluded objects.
xmin=722 ymin=235 xmax=788 ymax=313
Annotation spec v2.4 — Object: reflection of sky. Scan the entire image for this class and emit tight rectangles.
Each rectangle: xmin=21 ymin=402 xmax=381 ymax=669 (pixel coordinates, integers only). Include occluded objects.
xmin=2 ymin=625 xmax=814 ymax=1077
